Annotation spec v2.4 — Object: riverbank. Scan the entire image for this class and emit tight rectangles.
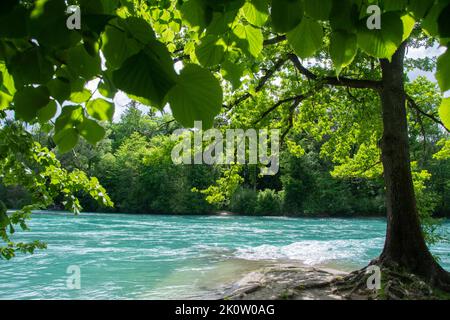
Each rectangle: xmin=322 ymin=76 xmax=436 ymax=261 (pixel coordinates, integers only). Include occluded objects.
xmin=222 ymin=263 xmax=355 ymax=300
xmin=20 ymin=208 xmax=450 ymax=219
xmin=222 ymin=262 xmax=450 ymax=300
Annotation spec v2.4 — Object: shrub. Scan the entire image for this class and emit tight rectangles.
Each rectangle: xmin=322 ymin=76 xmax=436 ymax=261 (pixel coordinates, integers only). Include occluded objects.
xmin=230 ymin=188 xmax=257 ymax=215
xmin=255 ymin=189 xmax=283 ymax=216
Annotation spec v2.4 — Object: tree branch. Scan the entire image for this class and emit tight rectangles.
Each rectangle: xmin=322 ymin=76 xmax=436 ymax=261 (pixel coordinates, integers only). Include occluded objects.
xmin=253 ymin=95 xmax=299 ymax=125
xmin=253 ymin=88 xmax=317 ymax=126
xmin=281 ymin=98 xmax=300 ymax=142
xmin=406 ymin=95 xmax=450 ymax=133
xmin=263 ymin=35 xmax=287 ymax=46
xmin=226 ymin=56 xmax=289 ymax=110
xmin=288 ymin=54 xmax=383 ymax=91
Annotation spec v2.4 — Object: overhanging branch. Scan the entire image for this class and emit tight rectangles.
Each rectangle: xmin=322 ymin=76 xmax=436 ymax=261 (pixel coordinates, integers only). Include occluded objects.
xmin=288 ymin=54 xmax=383 ymax=91
xmin=263 ymin=35 xmax=287 ymax=46
xmin=281 ymin=97 xmax=301 ymax=142
xmin=406 ymin=95 xmax=450 ymax=133
xmin=254 ymin=95 xmax=302 ymax=125
xmin=226 ymin=56 xmax=289 ymax=110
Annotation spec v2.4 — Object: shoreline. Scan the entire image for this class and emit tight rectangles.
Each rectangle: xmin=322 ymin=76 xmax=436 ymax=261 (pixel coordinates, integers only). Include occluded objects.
xmin=221 ymin=262 xmax=353 ymax=300
xmin=21 ymin=209 xmax=391 ymax=219
xmin=14 ymin=209 xmax=450 ymax=220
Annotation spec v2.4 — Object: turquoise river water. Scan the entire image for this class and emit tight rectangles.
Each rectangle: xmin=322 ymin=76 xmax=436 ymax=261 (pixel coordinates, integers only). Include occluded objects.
xmin=0 ymin=212 xmax=449 ymax=300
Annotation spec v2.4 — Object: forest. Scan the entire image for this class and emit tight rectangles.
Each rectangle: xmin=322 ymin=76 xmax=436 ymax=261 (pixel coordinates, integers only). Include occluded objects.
xmin=1 ymin=0 xmax=450 ymax=299
xmin=2 ymin=99 xmax=449 ymax=220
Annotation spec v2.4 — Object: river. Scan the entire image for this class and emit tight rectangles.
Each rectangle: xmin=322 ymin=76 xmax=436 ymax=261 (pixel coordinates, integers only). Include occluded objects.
xmin=0 ymin=211 xmax=448 ymax=299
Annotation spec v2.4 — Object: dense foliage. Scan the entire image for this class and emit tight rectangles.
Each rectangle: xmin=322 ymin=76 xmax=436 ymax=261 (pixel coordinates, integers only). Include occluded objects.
xmin=3 ymin=101 xmax=448 ymax=223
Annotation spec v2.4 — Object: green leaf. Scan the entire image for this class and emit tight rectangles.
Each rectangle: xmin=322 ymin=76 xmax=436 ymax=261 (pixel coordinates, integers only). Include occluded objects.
xmin=0 ymin=91 xmax=12 ymax=110
xmin=78 ymin=0 xmax=104 ymax=14
xmin=13 ymin=86 xmax=50 ymax=122
xmin=207 ymin=0 xmax=245 ymax=12
xmin=380 ymin=0 xmax=408 ymax=12
xmin=82 ymin=14 xmax=116 ymax=35
xmin=195 ymin=35 xmax=226 ymax=67
xmin=70 ymin=89 xmax=92 ymax=103
xmin=54 ymin=128 xmax=79 ymax=154
xmin=40 ymin=122 xmax=53 ymax=134
xmin=233 ymin=24 xmax=264 ymax=58
xmin=0 ymin=62 xmax=15 ymax=95
xmin=221 ymin=60 xmax=244 ymax=89
xmin=401 ymin=14 xmax=416 ymax=42
xmin=87 ymin=98 xmax=115 ymax=121
xmin=241 ymin=0 xmax=269 ymax=27
xmin=330 ymin=31 xmax=357 ymax=75
xmin=0 ymin=5 xmax=29 ymax=38
xmin=166 ymin=64 xmax=223 ymax=129
xmin=356 ymin=12 xmax=404 ymax=59
xmin=206 ymin=10 xmax=239 ymax=34
xmin=78 ymin=118 xmax=106 ymax=144
xmin=82 ymin=33 xmax=100 ymax=57
xmin=8 ymin=47 xmax=53 ymax=87
xmin=303 ymin=0 xmax=332 ymax=20
xmin=180 ymin=0 xmax=213 ymax=29
xmin=271 ymin=0 xmax=303 ymax=33
xmin=287 ymin=17 xmax=323 ymax=59
xmin=0 ymin=202 xmax=10 ymax=229
xmin=408 ymin=0 xmax=434 ymax=19
xmin=55 ymin=105 xmax=84 ymax=133
xmin=99 ymin=0 xmax=119 ymax=14
xmin=47 ymin=77 xmax=71 ymax=104
xmin=101 ymin=24 xmax=141 ymax=70
xmin=329 ymin=0 xmax=359 ymax=32
xmin=66 ymin=45 xmax=101 ymax=80
xmin=422 ymin=1 xmax=449 ymax=37
xmin=439 ymin=98 xmax=450 ymax=129
xmin=113 ymin=43 xmax=177 ymax=108
xmin=117 ymin=17 xmax=156 ymax=44
xmin=98 ymin=76 xmax=116 ymax=99
xmin=30 ymin=0 xmax=81 ymax=49
xmin=437 ymin=49 xmax=450 ymax=92
xmin=438 ymin=4 xmax=450 ymax=38
xmin=37 ymin=100 xmax=57 ymax=124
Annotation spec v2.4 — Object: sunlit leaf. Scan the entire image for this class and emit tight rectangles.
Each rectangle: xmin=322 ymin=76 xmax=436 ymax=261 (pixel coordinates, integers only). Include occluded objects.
xmin=54 ymin=128 xmax=79 ymax=154
xmin=112 ymin=43 xmax=177 ymax=108
xmin=439 ymin=98 xmax=450 ymax=129
xmin=356 ymin=12 xmax=404 ymax=59
xmin=78 ymin=118 xmax=106 ymax=144
xmin=87 ymin=98 xmax=115 ymax=122
xmin=166 ymin=64 xmax=223 ymax=129
xmin=241 ymin=0 xmax=269 ymax=27
xmin=287 ymin=17 xmax=323 ymax=59
xmin=436 ymin=49 xmax=450 ymax=92
xmin=330 ymin=31 xmax=357 ymax=75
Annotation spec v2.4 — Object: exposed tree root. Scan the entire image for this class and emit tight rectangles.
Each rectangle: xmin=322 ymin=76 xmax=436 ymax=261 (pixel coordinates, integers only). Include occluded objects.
xmin=330 ymin=261 xmax=450 ymax=300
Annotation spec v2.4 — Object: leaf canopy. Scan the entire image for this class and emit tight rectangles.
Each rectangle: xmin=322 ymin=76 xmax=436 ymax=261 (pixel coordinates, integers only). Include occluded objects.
xmin=0 ymin=0 xmax=448 ymax=152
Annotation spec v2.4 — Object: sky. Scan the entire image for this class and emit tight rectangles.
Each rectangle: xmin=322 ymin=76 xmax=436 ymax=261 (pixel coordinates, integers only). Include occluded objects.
xmin=406 ymin=44 xmax=446 ymax=83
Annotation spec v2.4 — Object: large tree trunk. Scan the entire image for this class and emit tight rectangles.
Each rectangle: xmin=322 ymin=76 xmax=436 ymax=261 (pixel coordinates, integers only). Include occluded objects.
xmin=378 ymin=42 xmax=450 ymax=290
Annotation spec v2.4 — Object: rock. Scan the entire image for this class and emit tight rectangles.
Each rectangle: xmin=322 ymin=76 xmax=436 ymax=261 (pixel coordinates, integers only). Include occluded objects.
xmin=223 ymin=263 xmax=351 ymax=300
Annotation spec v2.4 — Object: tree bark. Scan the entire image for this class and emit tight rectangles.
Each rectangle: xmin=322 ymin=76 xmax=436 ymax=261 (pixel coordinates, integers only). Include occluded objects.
xmin=378 ymin=42 xmax=450 ymax=290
